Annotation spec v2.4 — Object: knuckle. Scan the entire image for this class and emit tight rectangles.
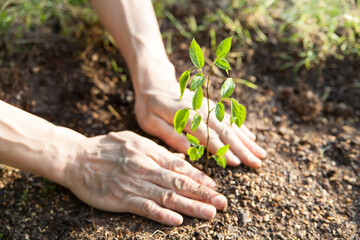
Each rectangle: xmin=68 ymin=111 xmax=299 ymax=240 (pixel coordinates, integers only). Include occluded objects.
xmin=219 ymin=126 xmax=232 ymax=137
xmin=172 ymin=176 xmax=190 ymax=192
xmin=142 ymin=200 xmax=156 ymax=218
xmin=168 ymin=160 xmax=186 ymax=171
xmin=209 ymin=131 xmax=221 ymax=147
xmin=160 ymin=190 xmax=177 ymax=206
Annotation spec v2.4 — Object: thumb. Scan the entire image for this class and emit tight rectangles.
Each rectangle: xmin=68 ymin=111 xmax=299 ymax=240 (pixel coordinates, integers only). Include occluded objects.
xmin=145 ymin=116 xmax=190 ymax=154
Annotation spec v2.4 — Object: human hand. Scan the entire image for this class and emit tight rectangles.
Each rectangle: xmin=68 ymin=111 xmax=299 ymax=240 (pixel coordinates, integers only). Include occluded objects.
xmin=62 ymin=131 xmax=227 ymax=225
xmin=134 ymin=66 xmax=266 ymax=168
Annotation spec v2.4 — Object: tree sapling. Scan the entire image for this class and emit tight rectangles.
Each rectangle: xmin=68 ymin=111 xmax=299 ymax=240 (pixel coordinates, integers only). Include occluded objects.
xmin=173 ymin=37 xmax=247 ymax=169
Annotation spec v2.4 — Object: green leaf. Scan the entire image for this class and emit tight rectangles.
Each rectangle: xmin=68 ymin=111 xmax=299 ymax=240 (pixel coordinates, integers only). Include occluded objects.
xmin=230 ymin=99 xmax=246 ymax=128
xmin=216 ymin=144 xmax=229 ymax=156
xmin=192 ymin=87 xmax=203 ymax=110
xmin=186 ymin=133 xmax=200 ymax=147
xmin=189 ymin=38 xmax=204 ymax=69
xmin=215 ymin=58 xmax=231 ymax=74
xmin=214 ymin=155 xmax=226 ymax=168
xmin=216 ymin=36 xmax=233 ymax=58
xmin=197 ymin=145 xmax=205 ymax=158
xmin=233 ymin=78 xmax=258 ymax=89
xmin=191 ymin=114 xmax=201 ymax=132
xmin=190 ymin=73 xmax=205 ymax=91
xmin=220 ymin=78 xmax=235 ymax=98
xmin=215 ymin=102 xmax=225 ymax=122
xmin=173 ymin=108 xmax=189 ymax=135
xmin=188 ymin=147 xmax=198 ymax=161
xmin=179 ymin=70 xmax=191 ymax=99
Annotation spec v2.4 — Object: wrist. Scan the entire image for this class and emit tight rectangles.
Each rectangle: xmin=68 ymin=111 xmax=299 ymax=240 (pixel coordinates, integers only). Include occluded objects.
xmin=129 ymin=53 xmax=179 ymax=97
xmin=45 ymin=126 xmax=86 ymax=186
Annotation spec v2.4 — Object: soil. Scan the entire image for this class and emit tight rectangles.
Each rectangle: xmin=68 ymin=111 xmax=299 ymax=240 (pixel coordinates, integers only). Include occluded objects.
xmin=0 ymin=3 xmax=359 ymax=240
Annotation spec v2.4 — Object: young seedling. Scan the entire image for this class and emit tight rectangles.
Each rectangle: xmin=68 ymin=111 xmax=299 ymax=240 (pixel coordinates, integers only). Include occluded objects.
xmin=173 ymin=37 xmax=247 ymax=169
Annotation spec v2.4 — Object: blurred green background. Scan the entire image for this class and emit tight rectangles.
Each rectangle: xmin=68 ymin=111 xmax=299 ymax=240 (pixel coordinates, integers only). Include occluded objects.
xmin=0 ymin=0 xmax=359 ymax=73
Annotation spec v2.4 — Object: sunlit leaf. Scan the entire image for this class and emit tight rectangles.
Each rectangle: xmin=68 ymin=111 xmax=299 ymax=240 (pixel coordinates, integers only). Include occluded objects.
xmin=173 ymin=108 xmax=189 ymax=135
xmin=215 ymin=58 xmax=231 ymax=74
xmin=216 ymin=36 xmax=233 ymax=58
xmin=179 ymin=69 xmax=191 ymax=99
xmin=216 ymin=144 xmax=229 ymax=156
xmin=187 ymin=133 xmax=200 ymax=147
xmin=230 ymin=99 xmax=246 ymax=128
xmin=220 ymin=78 xmax=235 ymax=98
xmin=191 ymin=114 xmax=201 ymax=132
xmin=189 ymin=38 xmax=204 ymax=69
xmin=188 ymin=147 xmax=198 ymax=161
xmin=197 ymin=145 xmax=205 ymax=158
xmin=192 ymin=87 xmax=203 ymax=110
xmin=215 ymin=102 xmax=225 ymax=122
xmin=190 ymin=73 xmax=205 ymax=91
xmin=214 ymin=155 xmax=226 ymax=168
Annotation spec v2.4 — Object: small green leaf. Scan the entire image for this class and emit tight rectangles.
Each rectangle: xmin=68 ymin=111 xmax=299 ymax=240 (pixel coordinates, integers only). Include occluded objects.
xmin=187 ymin=133 xmax=200 ymax=147
xmin=173 ymin=108 xmax=189 ymax=135
xmin=215 ymin=102 xmax=225 ymax=122
xmin=230 ymin=99 xmax=246 ymax=128
xmin=214 ymin=155 xmax=226 ymax=168
xmin=192 ymin=87 xmax=203 ymax=110
xmin=216 ymin=144 xmax=229 ymax=156
xmin=188 ymin=147 xmax=198 ymax=161
xmin=197 ymin=145 xmax=205 ymax=158
xmin=190 ymin=73 xmax=205 ymax=91
xmin=179 ymin=70 xmax=191 ymax=99
xmin=191 ymin=114 xmax=201 ymax=132
xmin=189 ymin=38 xmax=204 ymax=69
xmin=220 ymin=78 xmax=235 ymax=98
xmin=215 ymin=58 xmax=231 ymax=74
xmin=216 ymin=36 xmax=233 ymax=58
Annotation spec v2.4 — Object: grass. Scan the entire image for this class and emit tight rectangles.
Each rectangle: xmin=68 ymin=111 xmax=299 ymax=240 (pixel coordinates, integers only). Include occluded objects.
xmin=1 ymin=0 xmax=359 ymax=72
xmin=153 ymin=0 xmax=360 ymax=72
xmin=0 ymin=0 xmax=97 ymax=37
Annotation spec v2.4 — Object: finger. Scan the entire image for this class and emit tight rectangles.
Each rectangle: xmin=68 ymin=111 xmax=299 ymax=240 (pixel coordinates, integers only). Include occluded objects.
xmin=142 ymin=181 xmax=217 ymax=220
xmin=150 ymin=154 xmax=217 ymax=189
xmin=173 ymin=153 xmax=186 ymax=159
xmin=235 ymin=127 xmax=267 ymax=159
xmin=222 ymin=114 xmax=256 ymax=140
xmin=212 ymin=115 xmax=266 ymax=159
xmin=240 ymin=124 xmax=256 ymax=141
xmin=127 ymin=195 xmax=183 ymax=226
xmin=143 ymin=115 xmax=190 ymax=154
xmin=208 ymin=125 xmax=262 ymax=168
xmin=208 ymin=114 xmax=264 ymax=166
xmin=148 ymin=168 xmax=227 ymax=210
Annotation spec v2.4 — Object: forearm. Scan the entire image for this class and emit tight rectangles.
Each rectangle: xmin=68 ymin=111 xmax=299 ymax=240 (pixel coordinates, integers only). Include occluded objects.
xmin=0 ymin=100 xmax=85 ymax=185
xmin=91 ymin=0 xmax=177 ymax=95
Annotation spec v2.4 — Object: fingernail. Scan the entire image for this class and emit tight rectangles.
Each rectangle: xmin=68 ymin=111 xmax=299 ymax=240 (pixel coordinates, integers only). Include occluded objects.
xmin=258 ymin=148 xmax=267 ymax=158
xmin=201 ymin=205 xmax=216 ymax=219
xmin=250 ymin=132 xmax=256 ymax=140
xmin=252 ymin=157 xmax=262 ymax=167
xmin=233 ymin=156 xmax=241 ymax=165
xmin=170 ymin=214 xmax=183 ymax=225
xmin=211 ymin=195 xmax=227 ymax=210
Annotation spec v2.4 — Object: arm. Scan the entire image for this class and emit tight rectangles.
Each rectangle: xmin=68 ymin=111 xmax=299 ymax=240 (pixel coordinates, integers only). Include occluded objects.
xmin=0 ymin=100 xmax=84 ymax=186
xmin=0 ymin=100 xmax=226 ymax=225
xmin=91 ymin=0 xmax=267 ymax=167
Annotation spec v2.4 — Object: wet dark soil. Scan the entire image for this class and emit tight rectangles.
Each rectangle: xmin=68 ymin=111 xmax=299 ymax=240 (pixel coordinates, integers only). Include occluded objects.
xmin=0 ymin=4 xmax=359 ymax=240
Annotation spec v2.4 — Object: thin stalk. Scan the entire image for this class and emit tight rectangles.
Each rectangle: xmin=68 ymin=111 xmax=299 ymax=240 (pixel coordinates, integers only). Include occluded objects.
xmin=204 ymin=60 xmax=216 ymax=170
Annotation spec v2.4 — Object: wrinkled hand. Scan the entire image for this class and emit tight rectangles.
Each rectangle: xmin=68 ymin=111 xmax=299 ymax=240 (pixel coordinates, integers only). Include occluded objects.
xmin=63 ymin=131 xmax=227 ymax=225
xmin=135 ymin=76 xmax=266 ymax=168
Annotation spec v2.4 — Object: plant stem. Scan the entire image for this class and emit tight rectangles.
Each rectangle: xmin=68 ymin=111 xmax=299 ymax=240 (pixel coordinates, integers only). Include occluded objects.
xmin=204 ymin=61 xmax=216 ymax=170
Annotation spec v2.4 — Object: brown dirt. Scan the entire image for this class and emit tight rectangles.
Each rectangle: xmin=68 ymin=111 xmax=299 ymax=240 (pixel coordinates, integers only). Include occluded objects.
xmin=0 ymin=4 xmax=359 ymax=240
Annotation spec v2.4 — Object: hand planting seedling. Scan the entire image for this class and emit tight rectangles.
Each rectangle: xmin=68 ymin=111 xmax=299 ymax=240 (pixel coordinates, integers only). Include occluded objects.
xmin=173 ymin=37 xmax=246 ymax=169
